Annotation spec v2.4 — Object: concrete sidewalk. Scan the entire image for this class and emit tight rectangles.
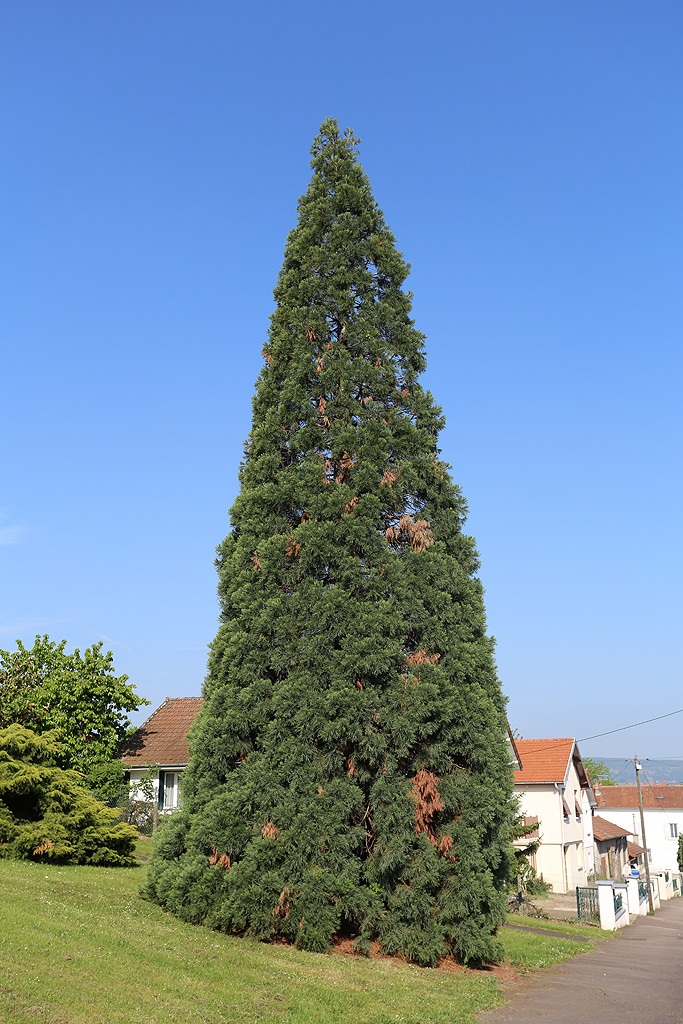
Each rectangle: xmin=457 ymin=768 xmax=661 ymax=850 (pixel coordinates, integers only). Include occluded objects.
xmin=481 ymin=898 xmax=683 ymax=1024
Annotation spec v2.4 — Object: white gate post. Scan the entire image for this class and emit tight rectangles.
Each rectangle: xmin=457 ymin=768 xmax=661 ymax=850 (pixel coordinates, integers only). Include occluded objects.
xmin=597 ymin=880 xmax=616 ymax=930
xmin=626 ymin=876 xmax=639 ymax=916
xmin=613 ymin=882 xmax=629 ymax=928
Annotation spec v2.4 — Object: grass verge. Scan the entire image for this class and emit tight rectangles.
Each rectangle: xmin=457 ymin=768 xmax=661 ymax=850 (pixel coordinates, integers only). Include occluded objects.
xmin=0 ymin=850 xmax=612 ymax=1024
xmin=505 ymin=914 xmax=617 ymax=941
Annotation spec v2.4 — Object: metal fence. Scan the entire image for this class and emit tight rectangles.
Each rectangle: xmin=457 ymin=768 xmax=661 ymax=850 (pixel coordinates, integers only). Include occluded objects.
xmin=576 ymin=885 xmax=600 ymax=922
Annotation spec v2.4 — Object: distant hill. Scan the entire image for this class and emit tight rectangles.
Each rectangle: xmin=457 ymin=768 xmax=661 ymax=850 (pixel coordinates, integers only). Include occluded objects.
xmin=597 ymin=757 xmax=683 ymax=786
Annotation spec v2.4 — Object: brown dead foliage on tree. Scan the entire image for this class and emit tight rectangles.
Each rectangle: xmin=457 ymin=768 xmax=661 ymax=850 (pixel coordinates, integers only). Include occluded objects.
xmin=344 ymin=495 xmax=359 ymax=514
xmin=32 ymin=838 xmax=55 ymax=856
xmin=261 ymin=346 xmax=273 ymax=365
xmin=315 ymin=356 xmax=325 ymax=374
xmin=306 ymin=327 xmax=316 ymax=343
xmin=410 ymin=769 xmax=445 ymax=846
xmin=261 ymin=821 xmax=280 ymax=840
xmin=400 ymin=388 xmax=410 ymax=398
xmin=335 ymin=451 xmax=354 ymax=484
xmin=209 ymin=844 xmax=232 ymax=869
xmin=274 ymin=886 xmax=291 ymax=918
xmin=439 ymin=834 xmax=454 ymax=856
xmin=406 ymin=650 xmax=441 ymax=667
xmin=284 ymin=536 xmax=301 ymax=559
xmin=347 ymin=758 xmax=358 ymax=778
xmin=385 ymin=514 xmax=434 ymax=552
xmin=251 ymin=553 xmax=262 ymax=571
xmin=380 ymin=468 xmax=398 ymax=489
xmin=317 ymin=396 xmax=331 ymax=428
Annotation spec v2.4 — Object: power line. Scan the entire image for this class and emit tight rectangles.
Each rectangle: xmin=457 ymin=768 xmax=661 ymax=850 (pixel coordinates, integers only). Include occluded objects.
xmin=578 ymin=707 xmax=683 ymax=742
xmin=608 ymin=759 xmax=635 ymax=783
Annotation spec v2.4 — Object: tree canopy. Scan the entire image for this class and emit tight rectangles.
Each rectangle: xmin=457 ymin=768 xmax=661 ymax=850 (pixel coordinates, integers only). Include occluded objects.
xmin=583 ymin=757 xmax=616 ymax=788
xmin=0 ymin=635 xmax=147 ymax=798
xmin=145 ymin=119 xmax=514 ymax=966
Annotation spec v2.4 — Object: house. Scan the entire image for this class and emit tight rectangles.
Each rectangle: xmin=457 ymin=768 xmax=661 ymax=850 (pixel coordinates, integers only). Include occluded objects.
xmin=120 ymin=697 xmax=203 ymax=812
xmin=513 ymin=737 xmax=596 ymax=892
xmin=595 ymin=783 xmax=683 ymax=874
xmin=592 ymin=814 xmax=631 ymax=879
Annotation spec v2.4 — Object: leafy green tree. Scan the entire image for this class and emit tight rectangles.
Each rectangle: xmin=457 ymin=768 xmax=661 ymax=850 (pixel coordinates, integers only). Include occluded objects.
xmin=0 ymin=725 xmax=138 ymax=865
xmin=677 ymin=834 xmax=683 ymax=873
xmin=0 ymin=635 xmax=147 ymax=796
xmin=145 ymin=119 xmax=514 ymax=966
xmin=583 ymin=757 xmax=615 ymax=788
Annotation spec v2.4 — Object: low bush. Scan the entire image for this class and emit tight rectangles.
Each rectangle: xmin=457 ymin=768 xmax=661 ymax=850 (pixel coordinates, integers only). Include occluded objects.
xmin=0 ymin=724 xmax=138 ymax=866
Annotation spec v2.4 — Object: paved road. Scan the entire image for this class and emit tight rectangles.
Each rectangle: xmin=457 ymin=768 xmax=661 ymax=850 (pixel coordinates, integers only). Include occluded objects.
xmin=480 ymin=898 xmax=683 ymax=1024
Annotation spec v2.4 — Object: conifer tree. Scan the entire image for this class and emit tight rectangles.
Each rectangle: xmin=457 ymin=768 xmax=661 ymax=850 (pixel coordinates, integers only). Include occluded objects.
xmin=0 ymin=725 xmax=137 ymax=866
xmin=145 ymin=120 xmax=514 ymax=965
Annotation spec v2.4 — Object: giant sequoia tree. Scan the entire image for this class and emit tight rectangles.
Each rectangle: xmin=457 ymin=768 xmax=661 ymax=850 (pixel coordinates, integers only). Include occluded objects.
xmin=145 ymin=120 xmax=514 ymax=965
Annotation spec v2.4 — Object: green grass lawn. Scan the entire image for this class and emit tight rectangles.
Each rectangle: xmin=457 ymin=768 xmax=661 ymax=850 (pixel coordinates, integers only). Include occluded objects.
xmin=0 ymin=846 xmax=614 ymax=1024
xmin=505 ymin=914 xmax=617 ymax=942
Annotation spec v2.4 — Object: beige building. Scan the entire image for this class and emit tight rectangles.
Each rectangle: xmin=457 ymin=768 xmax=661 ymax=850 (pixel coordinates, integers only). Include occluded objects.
xmin=514 ymin=737 xmax=596 ymax=893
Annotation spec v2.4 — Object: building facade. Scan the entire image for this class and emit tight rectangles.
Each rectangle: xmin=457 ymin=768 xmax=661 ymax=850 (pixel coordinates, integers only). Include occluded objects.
xmin=514 ymin=737 xmax=596 ymax=893
xmin=595 ymin=784 xmax=683 ymax=874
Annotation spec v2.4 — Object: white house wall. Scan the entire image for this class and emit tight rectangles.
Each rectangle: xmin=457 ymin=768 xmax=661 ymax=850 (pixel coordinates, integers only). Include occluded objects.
xmin=581 ymin=789 xmax=595 ymax=878
xmin=515 ymin=758 xmax=591 ymax=893
xmin=127 ymin=766 xmax=185 ymax=812
xmin=595 ymin=805 xmax=683 ymax=873
xmin=127 ymin=768 xmax=159 ymax=803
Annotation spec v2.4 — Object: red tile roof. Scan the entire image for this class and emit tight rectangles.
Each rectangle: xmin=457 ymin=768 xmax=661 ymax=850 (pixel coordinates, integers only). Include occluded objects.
xmin=120 ymin=697 xmax=203 ymax=767
xmin=628 ymin=841 xmax=645 ymax=858
xmin=596 ymin=784 xmax=683 ymax=811
xmin=592 ymin=814 xmax=631 ymax=842
xmin=513 ymin=738 xmax=575 ymax=785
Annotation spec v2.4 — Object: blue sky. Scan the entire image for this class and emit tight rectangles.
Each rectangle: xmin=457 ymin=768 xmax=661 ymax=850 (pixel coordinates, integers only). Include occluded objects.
xmin=2 ymin=2 xmax=682 ymax=759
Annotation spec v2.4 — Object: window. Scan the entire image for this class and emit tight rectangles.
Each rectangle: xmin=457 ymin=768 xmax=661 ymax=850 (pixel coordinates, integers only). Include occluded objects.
xmin=164 ymin=772 xmax=179 ymax=810
xmin=670 ymin=823 xmax=678 ymax=839
xmin=158 ymin=771 xmax=181 ymax=811
xmin=523 ymin=815 xmax=539 ymax=838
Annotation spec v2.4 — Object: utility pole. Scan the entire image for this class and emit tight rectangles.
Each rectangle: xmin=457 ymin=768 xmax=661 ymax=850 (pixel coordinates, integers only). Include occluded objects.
xmin=635 ymin=756 xmax=655 ymax=914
